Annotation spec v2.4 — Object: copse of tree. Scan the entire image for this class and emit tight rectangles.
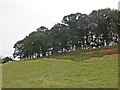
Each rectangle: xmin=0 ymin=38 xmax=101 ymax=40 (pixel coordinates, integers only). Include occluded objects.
xmin=0 ymin=57 xmax=13 ymax=63
xmin=13 ymin=8 xmax=119 ymax=60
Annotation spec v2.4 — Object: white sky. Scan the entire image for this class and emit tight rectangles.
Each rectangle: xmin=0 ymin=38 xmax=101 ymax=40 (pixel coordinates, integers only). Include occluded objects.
xmin=0 ymin=0 xmax=119 ymax=57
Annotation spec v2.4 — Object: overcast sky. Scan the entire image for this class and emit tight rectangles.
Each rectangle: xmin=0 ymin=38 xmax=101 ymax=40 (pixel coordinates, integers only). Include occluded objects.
xmin=0 ymin=0 xmax=119 ymax=57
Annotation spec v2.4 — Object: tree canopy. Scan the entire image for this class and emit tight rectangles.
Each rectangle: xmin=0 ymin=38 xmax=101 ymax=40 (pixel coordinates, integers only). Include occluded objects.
xmin=13 ymin=8 xmax=119 ymax=60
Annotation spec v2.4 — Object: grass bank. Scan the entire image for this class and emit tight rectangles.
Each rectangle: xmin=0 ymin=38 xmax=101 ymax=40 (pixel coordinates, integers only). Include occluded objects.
xmin=2 ymin=54 xmax=118 ymax=88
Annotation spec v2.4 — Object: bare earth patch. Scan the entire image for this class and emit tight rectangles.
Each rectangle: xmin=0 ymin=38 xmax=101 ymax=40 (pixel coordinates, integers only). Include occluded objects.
xmin=103 ymin=54 xmax=118 ymax=58
xmin=81 ymin=48 xmax=118 ymax=55
xmin=83 ymin=54 xmax=118 ymax=62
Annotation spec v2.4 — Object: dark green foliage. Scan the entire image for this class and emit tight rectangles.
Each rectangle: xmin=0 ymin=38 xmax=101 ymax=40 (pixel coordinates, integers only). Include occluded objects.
xmin=13 ymin=8 xmax=119 ymax=60
xmin=1 ymin=57 xmax=13 ymax=63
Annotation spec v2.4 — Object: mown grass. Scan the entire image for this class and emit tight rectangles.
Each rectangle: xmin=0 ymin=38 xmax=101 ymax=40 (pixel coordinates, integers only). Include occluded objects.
xmin=2 ymin=55 xmax=118 ymax=88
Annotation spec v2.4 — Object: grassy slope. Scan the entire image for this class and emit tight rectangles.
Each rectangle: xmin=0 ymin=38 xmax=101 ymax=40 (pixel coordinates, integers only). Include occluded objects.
xmin=0 ymin=64 xmax=2 ymax=89
xmin=48 ymin=45 xmax=118 ymax=61
xmin=2 ymin=46 xmax=118 ymax=88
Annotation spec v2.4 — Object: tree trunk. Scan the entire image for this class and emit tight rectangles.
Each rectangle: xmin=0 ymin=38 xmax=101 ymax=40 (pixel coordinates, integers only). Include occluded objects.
xmin=42 ymin=52 xmax=46 ymax=57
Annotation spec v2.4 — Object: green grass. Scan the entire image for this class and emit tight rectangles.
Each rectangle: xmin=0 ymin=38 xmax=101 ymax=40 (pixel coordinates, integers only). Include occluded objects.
xmin=0 ymin=64 xmax=2 ymax=89
xmin=2 ymin=45 xmax=118 ymax=88
xmin=2 ymin=55 xmax=118 ymax=88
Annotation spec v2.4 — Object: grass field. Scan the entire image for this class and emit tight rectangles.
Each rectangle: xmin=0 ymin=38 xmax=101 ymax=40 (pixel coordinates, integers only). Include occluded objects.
xmin=2 ymin=56 xmax=118 ymax=88
xmin=0 ymin=64 xmax=2 ymax=89
xmin=2 ymin=46 xmax=118 ymax=88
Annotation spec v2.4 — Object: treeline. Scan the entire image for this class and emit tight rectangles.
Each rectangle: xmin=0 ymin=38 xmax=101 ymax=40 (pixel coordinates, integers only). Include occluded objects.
xmin=13 ymin=8 xmax=119 ymax=60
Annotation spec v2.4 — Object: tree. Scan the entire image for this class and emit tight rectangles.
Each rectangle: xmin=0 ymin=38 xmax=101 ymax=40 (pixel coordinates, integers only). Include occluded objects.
xmin=23 ymin=30 xmax=49 ymax=58
xmin=13 ymin=40 xmax=24 ymax=60
xmin=13 ymin=26 xmax=50 ymax=59
xmin=1 ymin=57 xmax=13 ymax=63
xmin=50 ymin=23 xmax=70 ymax=53
xmin=37 ymin=26 xmax=48 ymax=32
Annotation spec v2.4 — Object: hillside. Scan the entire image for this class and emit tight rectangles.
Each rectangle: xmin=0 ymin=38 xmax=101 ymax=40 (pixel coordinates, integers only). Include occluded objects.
xmin=2 ymin=46 xmax=118 ymax=88
xmin=48 ymin=45 xmax=118 ymax=61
